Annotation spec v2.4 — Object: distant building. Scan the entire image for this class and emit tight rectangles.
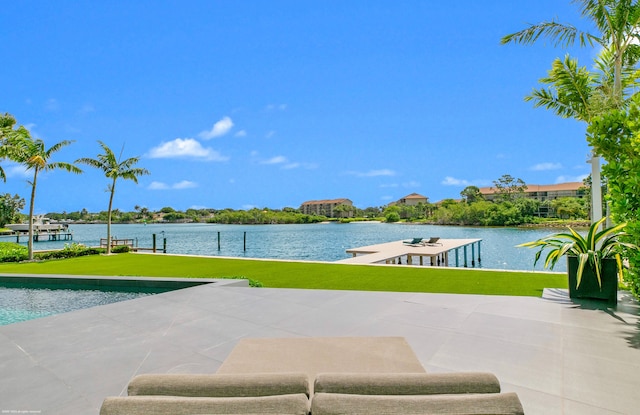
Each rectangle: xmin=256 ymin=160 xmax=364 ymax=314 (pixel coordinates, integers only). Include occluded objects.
xmin=478 ymin=182 xmax=585 ymax=202
xmin=394 ymin=193 xmax=429 ymax=206
xmin=300 ymin=198 xmax=353 ymax=218
xmin=478 ymin=182 xmax=586 ymax=217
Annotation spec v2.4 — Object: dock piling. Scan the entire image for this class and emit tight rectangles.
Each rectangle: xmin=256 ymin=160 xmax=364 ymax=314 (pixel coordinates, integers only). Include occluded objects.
xmin=463 ymin=245 xmax=468 ymax=268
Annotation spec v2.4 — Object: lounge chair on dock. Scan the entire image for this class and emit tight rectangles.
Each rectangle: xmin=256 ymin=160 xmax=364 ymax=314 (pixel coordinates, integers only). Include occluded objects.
xmin=403 ymin=238 xmax=424 ymax=245
xmin=424 ymin=237 xmax=441 ymax=246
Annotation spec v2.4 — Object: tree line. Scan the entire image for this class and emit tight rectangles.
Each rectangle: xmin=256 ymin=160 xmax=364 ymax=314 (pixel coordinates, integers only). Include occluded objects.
xmin=31 ymin=173 xmax=590 ymax=227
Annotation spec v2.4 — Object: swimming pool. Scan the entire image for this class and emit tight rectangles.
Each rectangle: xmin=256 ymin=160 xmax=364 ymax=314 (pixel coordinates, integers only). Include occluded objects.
xmin=0 ymin=275 xmax=218 ymax=326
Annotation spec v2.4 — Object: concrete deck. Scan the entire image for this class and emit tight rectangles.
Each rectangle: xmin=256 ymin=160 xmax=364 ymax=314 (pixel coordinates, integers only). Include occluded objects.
xmin=0 ymin=283 xmax=639 ymax=414
xmin=338 ymin=238 xmax=482 ymax=266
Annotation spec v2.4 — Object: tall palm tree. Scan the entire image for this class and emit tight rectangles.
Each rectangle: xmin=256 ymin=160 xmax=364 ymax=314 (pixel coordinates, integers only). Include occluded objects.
xmin=10 ymin=135 xmax=82 ymax=260
xmin=76 ymin=141 xmax=149 ymax=254
xmin=501 ymin=0 xmax=640 ymax=224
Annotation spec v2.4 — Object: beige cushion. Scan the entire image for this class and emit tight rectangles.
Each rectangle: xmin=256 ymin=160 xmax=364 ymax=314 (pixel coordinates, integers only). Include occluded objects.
xmin=128 ymin=372 xmax=310 ymax=397
xmin=311 ymin=392 xmax=525 ymax=415
xmin=100 ymin=394 xmax=310 ymax=415
xmin=314 ymin=372 xmax=501 ymax=395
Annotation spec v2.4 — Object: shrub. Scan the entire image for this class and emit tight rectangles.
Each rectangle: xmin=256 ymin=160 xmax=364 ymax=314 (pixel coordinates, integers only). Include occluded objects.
xmin=35 ymin=243 xmax=103 ymax=260
xmin=111 ymin=245 xmax=131 ymax=253
xmin=0 ymin=242 xmax=28 ymax=262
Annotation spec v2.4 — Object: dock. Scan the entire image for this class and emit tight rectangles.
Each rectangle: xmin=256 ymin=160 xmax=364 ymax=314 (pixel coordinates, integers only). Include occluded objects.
xmin=337 ymin=238 xmax=482 ymax=267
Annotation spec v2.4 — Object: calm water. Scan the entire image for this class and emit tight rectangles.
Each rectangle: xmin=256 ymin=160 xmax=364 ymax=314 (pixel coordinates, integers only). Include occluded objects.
xmin=0 ymin=287 xmax=152 ymax=326
xmin=25 ymin=222 xmax=567 ymax=272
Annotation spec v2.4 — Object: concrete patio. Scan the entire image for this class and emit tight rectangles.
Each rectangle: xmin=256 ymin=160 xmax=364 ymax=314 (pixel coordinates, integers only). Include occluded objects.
xmin=0 ymin=281 xmax=638 ymax=414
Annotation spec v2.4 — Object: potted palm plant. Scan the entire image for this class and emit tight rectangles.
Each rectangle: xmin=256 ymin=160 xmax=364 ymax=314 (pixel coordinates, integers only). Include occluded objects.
xmin=517 ymin=217 xmax=637 ymax=305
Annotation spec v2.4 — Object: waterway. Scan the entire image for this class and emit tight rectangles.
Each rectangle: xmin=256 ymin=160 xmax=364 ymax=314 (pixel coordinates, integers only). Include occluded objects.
xmin=19 ymin=222 xmax=567 ymax=272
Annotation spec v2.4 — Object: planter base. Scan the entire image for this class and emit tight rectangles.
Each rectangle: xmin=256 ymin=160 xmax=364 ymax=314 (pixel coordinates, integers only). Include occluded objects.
xmin=567 ymin=256 xmax=618 ymax=305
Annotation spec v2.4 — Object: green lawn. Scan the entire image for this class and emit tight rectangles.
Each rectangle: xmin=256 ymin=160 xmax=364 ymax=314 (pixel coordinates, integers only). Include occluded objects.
xmin=0 ymin=253 xmax=566 ymax=297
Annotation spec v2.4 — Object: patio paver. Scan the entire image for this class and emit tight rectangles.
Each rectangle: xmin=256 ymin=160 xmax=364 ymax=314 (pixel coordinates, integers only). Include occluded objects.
xmin=0 ymin=283 xmax=638 ymax=414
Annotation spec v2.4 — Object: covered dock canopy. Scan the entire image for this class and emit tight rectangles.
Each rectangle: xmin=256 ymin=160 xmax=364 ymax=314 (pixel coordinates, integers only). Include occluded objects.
xmin=337 ymin=238 xmax=482 ymax=267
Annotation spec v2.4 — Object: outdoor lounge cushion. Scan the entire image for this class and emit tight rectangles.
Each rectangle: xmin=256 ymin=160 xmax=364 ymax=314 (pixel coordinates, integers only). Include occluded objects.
xmin=100 ymin=394 xmax=310 ymax=415
xmin=128 ymin=372 xmax=310 ymax=397
xmin=311 ymin=392 xmax=525 ymax=415
xmin=314 ymin=372 xmax=501 ymax=395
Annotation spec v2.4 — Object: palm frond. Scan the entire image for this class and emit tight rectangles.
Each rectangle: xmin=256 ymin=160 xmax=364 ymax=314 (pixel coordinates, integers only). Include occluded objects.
xmin=527 ymin=56 xmax=596 ymax=122
xmin=501 ymin=21 xmax=593 ymax=47
xmin=44 ymin=140 xmax=74 ymax=158
xmin=45 ymin=162 xmax=82 ymax=174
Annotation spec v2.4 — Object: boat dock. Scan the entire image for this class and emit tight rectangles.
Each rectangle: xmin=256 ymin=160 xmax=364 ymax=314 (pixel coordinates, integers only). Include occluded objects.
xmin=0 ymin=230 xmax=73 ymax=243
xmin=337 ymin=238 xmax=482 ymax=267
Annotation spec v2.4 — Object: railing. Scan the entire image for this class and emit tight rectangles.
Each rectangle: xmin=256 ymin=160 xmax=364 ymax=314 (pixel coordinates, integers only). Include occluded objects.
xmin=100 ymin=238 xmax=135 ymax=248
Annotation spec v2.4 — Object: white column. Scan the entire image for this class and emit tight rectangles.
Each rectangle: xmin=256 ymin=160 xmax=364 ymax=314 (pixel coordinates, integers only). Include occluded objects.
xmin=589 ymin=153 xmax=603 ymax=225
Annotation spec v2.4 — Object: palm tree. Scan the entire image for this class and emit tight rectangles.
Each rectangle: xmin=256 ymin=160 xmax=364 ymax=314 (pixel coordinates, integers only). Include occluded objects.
xmin=76 ymin=141 xmax=149 ymax=254
xmin=0 ymin=113 xmax=28 ymax=183
xmin=10 ymin=135 xmax=82 ymax=260
xmin=501 ymin=0 xmax=640 ymax=224
xmin=502 ymin=0 xmax=640 ymax=99
xmin=525 ymin=50 xmax=640 ymax=123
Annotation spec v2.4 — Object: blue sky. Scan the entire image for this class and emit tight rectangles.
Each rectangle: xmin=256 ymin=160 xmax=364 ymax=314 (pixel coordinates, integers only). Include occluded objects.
xmin=2 ymin=1 xmax=597 ymax=214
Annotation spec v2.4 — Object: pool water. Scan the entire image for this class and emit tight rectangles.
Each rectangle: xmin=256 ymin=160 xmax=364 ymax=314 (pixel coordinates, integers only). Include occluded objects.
xmin=0 ymin=286 xmax=153 ymax=326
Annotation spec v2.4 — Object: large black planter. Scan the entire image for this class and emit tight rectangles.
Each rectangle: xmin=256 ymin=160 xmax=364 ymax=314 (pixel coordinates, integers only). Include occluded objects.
xmin=567 ymin=256 xmax=618 ymax=305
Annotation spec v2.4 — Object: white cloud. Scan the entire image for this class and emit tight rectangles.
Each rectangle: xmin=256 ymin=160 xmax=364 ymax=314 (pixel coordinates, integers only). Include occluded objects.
xmin=259 ymin=155 xmax=317 ymax=170
xmin=149 ymin=180 xmax=198 ymax=190
xmin=148 ymin=181 xmax=169 ymax=190
xmin=198 ymin=116 xmax=234 ymax=140
xmin=265 ymin=131 xmax=276 ymax=138
xmin=442 ymin=176 xmax=492 ymax=187
xmin=235 ymin=130 xmax=247 ymax=137
xmin=148 ymin=138 xmax=228 ymax=161
xmin=262 ymin=156 xmax=288 ymax=165
xmin=442 ymin=176 xmax=470 ymax=186
xmin=380 ymin=183 xmax=399 ymax=188
xmin=4 ymin=163 xmax=30 ymax=178
xmin=173 ymin=180 xmax=198 ymax=189
xmin=531 ymin=162 xmax=562 ymax=171
xmin=555 ymin=174 xmax=588 ymax=183
xmin=265 ymin=104 xmax=287 ymax=111
xmin=348 ymin=169 xmax=396 ymax=178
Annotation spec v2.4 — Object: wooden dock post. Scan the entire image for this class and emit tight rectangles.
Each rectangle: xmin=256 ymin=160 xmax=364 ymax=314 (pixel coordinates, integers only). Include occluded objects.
xmin=477 ymin=241 xmax=482 ymax=263
xmin=463 ymin=245 xmax=468 ymax=267
xmin=163 ymin=237 xmax=167 ymax=253
xmin=217 ymin=232 xmax=221 ymax=251
xmin=244 ymin=231 xmax=246 ymax=251
xmin=152 ymin=233 xmax=157 ymax=253
xmin=471 ymin=243 xmax=476 ymax=267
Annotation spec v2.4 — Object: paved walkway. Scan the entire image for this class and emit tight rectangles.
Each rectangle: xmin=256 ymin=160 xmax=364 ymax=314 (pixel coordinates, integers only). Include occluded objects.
xmin=0 ymin=283 xmax=638 ymax=414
